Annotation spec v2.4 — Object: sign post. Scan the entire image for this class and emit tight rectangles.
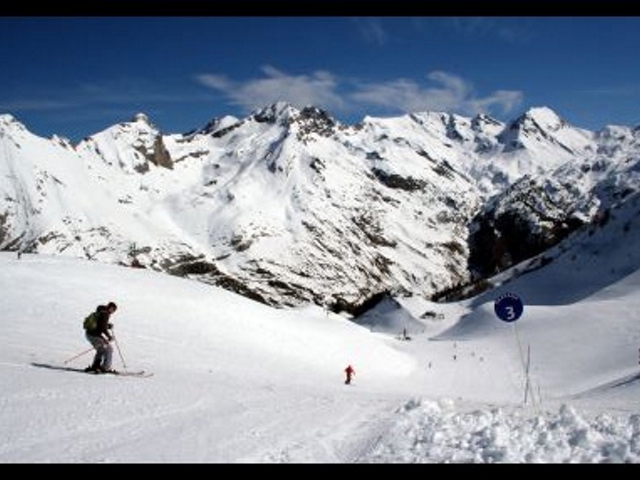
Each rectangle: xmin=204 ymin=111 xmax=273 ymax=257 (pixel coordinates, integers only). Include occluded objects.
xmin=494 ymin=293 xmax=532 ymax=406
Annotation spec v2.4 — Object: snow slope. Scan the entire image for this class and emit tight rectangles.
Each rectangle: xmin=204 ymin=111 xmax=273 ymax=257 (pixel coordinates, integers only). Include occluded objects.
xmin=1 ymin=245 xmax=639 ymax=462
xmin=415 ymin=190 xmax=640 ymax=405
xmin=0 ymin=253 xmax=414 ymax=462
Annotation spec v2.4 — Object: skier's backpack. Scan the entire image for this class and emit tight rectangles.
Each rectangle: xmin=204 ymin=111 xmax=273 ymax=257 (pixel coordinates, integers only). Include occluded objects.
xmin=83 ymin=311 xmax=99 ymax=332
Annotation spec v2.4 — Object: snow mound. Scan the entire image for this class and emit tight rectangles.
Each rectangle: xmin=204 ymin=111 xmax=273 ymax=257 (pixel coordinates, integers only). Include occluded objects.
xmin=362 ymin=399 xmax=640 ymax=463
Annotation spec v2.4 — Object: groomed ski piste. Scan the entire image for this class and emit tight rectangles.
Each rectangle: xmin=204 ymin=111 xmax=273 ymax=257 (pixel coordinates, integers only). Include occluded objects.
xmin=1 ymin=196 xmax=640 ymax=462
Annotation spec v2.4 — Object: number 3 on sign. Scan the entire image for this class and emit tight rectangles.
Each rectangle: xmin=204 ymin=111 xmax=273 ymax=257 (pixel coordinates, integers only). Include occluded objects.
xmin=505 ymin=306 xmax=516 ymax=320
xmin=494 ymin=293 xmax=524 ymax=323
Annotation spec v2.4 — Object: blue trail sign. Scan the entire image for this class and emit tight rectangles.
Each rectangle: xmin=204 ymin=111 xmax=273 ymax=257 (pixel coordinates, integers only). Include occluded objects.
xmin=494 ymin=292 xmax=524 ymax=322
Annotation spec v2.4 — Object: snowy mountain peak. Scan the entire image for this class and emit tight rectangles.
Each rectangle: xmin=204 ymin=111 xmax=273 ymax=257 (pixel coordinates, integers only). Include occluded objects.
xmin=248 ymin=102 xmax=337 ymax=138
xmin=0 ymin=113 xmax=27 ymax=135
xmin=521 ymin=106 xmax=566 ymax=130
xmin=252 ymin=101 xmax=298 ymax=124
xmin=471 ymin=113 xmax=504 ymax=131
xmin=197 ymin=115 xmax=240 ymax=136
xmin=497 ymin=105 xmax=594 ymax=157
xmin=597 ymin=124 xmax=634 ymax=141
xmin=132 ymin=112 xmax=152 ymax=125
xmin=298 ymin=105 xmax=335 ymax=123
xmin=292 ymin=106 xmax=337 ymax=137
xmin=73 ymin=111 xmax=172 ymax=174
xmin=0 ymin=113 xmax=17 ymax=124
xmin=127 ymin=112 xmax=161 ymax=134
xmin=105 ymin=113 xmax=160 ymax=138
xmin=50 ymin=134 xmax=74 ymax=149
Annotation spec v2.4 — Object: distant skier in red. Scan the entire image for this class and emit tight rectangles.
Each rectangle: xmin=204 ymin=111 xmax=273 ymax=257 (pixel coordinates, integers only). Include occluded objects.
xmin=345 ymin=364 xmax=355 ymax=384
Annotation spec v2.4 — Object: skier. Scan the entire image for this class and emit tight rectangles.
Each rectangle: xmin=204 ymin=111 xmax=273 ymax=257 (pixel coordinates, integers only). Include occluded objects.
xmin=83 ymin=302 xmax=118 ymax=373
xmin=345 ymin=364 xmax=355 ymax=385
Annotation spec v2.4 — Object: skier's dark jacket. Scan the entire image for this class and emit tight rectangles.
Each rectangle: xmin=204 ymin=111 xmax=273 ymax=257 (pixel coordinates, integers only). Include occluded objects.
xmin=86 ymin=305 xmax=113 ymax=340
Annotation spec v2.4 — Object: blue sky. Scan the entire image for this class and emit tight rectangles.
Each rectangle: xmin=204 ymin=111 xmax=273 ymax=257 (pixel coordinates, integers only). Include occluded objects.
xmin=1 ymin=17 xmax=639 ymax=142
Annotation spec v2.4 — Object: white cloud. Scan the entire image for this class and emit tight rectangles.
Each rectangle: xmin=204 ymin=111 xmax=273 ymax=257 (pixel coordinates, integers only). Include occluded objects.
xmin=195 ymin=66 xmax=345 ymax=113
xmin=194 ymin=74 xmax=234 ymax=92
xmin=196 ymin=67 xmax=523 ymax=118
xmin=470 ymin=90 xmax=524 ymax=114
xmin=351 ymin=71 xmax=523 ymax=115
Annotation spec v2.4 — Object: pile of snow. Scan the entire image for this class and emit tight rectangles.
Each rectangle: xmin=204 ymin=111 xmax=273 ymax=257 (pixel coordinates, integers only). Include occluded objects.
xmin=363 ymin=399 xmax=640 ymax=463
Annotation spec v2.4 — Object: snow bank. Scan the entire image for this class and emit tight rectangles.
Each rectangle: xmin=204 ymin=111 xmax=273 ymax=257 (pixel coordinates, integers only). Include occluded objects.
xmin=362 ymin=399 xmax=640 ymax=463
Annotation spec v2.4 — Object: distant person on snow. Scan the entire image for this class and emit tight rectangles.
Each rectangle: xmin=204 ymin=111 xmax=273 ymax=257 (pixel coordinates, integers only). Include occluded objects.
xmin=345 ymin=365 xmax=355 ymax=385
xmin=83 ymin=302 xmax=118 ymax=373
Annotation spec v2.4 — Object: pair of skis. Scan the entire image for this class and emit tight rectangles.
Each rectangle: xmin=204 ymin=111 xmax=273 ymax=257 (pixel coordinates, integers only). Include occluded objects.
xmin=90 ymin=368 xmax=153 ymax=378
xmin=31 ymin=362 xmax=153 ymax=378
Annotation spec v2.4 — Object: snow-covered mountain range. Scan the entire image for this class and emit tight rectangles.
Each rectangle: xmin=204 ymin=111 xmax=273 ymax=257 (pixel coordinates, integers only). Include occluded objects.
xmin=1 ymin=104 xmax=639 ymax=309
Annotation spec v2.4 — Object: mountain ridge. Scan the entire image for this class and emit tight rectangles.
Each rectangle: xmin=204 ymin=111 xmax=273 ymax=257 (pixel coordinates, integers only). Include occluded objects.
xmin=2 ymin=104 xmax=639 ymax=310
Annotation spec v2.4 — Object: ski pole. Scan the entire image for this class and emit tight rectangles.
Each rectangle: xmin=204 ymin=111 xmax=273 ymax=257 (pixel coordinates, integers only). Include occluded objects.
xmin=112 ymin=332 xmax=128 ymax=370
xmin=63 ymin=346 xmax=95 ymax=364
